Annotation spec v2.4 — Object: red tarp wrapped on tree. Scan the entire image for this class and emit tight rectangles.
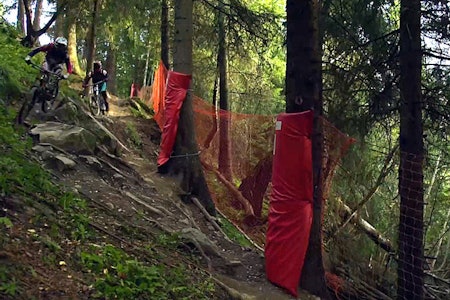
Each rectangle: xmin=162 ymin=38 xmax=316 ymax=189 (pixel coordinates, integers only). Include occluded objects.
xmin=265 ymin=110 xmax=314 ymax=297
xmin=157 ymin=71 xmax=192 ymax=168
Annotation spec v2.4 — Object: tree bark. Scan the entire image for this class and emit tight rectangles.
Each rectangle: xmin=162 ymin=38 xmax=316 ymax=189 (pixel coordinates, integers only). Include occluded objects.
xmin=217 ymin=3 xmax=233 ymax=182
xmin=86 ymin=0 xmax=100 ymax=75
xmin=143 ymin=44 xmax=151 ymax=86
xmin=168 ymin=0 xmax=216 ymax=216
xmin=17 ymin=0 xmax=26 ymax=34
xmin=54 ymin=0 xmax=65 ymax=37
xmin=398 ymin=1 xmax=425 ymax=299
xmin=202 ymin=73 xmax=219 ymax=149
xmin=286 ymin=0 xmax=329 ymax=298
xmin=33 ymin=0 xmax=44 ymax=31
xmin=67 ymin=14 xmax=83 ymax=75
xmin=160 ymin=0 xmax=170 ymax=69
xmin=106 ymin=45 xmax=117 ymax=95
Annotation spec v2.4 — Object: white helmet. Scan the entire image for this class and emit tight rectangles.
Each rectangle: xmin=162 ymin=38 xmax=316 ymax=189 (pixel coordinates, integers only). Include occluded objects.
xmin=54 ymin=37 xmax=68 ymax=48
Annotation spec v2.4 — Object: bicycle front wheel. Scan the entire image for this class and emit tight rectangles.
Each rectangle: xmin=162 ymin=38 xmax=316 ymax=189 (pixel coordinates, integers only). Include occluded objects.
xmin=89 ymin=95 xmax=100 ymax=116
xmin=41 ymin=97 xmax=56 ymax=113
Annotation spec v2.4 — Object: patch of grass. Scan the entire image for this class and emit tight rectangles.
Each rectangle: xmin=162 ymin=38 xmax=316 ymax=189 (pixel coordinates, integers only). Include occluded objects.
xmin=125 ymin=122 xmax=143 ymax=148
xmin=81 ymin=244 xmax=215 ymax=299
xmin=0 ymin=266 xmax=20 ymax=298
xmin=219 ymin=217 xmax=252 ymax=247
xmin=0 ymin=107 xmax=58 ymax=197
xmin=0 ymin=217 xmax=13 ymax=228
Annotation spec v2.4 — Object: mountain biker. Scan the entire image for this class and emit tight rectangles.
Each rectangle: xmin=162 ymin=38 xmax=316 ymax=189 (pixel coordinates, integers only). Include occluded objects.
xmin=83 ymin=61 xmax=109 ymax=113
xmin=24 ymin=37 xmax=72 ymax=77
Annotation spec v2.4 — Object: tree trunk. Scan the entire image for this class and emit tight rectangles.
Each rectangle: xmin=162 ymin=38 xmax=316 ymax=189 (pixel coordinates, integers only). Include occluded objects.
xmin=217 ymin=4 xmax=233 ymax=182
xmin=169 ymin=0 xmax=216 ymax=216
xmin=143 ymin=44 xmax=151 ymax=86
xmin=67 ymin=15 xmax=83 ymax=75
xmin=397 ymin=1 xmax=425 ymax=299
xmin=33 ymin=0 xmax=44 ymax=31
xmin=17 ymin=0 xmax=25 ymax=34
xmin=86 ymin=0 xmax=99 ymax=75
xmin=160 ymin=0 xmax=170 ymax=69
xmin=203 ymin=74 xmax=219 ymax=149
xmin=106 ymin=45 xmax=117 ymax=95
xmin=54 ymin=0 xmax=65 ymax=37
xmin=286 ymin=0 xmax=329 ymax=298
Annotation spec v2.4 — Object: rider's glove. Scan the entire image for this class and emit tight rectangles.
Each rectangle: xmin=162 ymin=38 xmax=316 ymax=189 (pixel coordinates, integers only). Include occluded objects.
xmin=63 ymin=74 xmax=69 ymax=79
xmin=24 ymin=56 xmax=31 ymax=64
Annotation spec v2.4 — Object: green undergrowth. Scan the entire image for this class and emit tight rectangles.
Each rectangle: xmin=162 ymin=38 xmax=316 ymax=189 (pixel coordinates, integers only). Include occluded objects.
xmin=0 ymin=23 xmax=35 ymax=102
xmin=0 ymin=103 xmax=219 ymax=299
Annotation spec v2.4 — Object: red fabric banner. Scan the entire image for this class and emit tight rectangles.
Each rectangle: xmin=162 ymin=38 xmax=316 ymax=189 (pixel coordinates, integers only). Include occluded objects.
xmin=265 ymin=110 xmax=314 ymax=297
xmin=157 ymin=71 xmax=192 ymax=167
xmin=151 ymin=61 xmax=168 ymax=129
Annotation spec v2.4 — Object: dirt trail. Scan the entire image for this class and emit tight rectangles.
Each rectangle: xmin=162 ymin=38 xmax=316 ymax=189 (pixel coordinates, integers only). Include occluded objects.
xmin=98 ymin=96 xmax=314 ymax=299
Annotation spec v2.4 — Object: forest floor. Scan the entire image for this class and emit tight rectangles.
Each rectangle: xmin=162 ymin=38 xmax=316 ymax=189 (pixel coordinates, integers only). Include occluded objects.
xmin=1 ymin=93 xmax=319 ymax=299
xmin=92 ymin=96 xmax=320 ymax=299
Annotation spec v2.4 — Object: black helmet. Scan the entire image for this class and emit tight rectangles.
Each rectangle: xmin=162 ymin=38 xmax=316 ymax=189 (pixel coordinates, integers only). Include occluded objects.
xmin=54 ymin=37 xmax=68 ymax=49
xmin=93 ymin=61 xmax=102 ymax=70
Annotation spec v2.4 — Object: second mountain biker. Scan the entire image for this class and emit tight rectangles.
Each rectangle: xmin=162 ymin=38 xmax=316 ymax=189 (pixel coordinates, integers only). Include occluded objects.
xmin=83 ymin=61 xmax=109 ymax=113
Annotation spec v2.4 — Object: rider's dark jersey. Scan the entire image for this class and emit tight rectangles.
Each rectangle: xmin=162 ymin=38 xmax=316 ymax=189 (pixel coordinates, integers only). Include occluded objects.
xmin=28 ymin=43 xmax=73 ymax=74
xmin=84 ymin=69 xmax=108 ymax=85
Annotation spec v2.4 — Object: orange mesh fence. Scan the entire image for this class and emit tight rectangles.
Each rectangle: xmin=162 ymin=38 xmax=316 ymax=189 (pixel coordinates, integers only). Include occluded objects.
xmin=143 ymin=63 xmax=436 ymax=299
xmin=322 ymin=119 xmax=356 ymax=202
xmin=138 ymin=86 xmax=153 ymax=106
xmin=144 ymin=61 xmax=355 ymax=246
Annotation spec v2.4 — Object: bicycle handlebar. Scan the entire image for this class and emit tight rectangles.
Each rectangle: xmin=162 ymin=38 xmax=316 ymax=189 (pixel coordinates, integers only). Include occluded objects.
xmin=29 ymin=61 xmax=68 ymax=80
xmin=84 ymin=80 xmax=107 ymax=87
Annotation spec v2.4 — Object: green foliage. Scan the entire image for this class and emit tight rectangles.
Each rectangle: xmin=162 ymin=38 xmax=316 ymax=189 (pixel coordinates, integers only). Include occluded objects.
xmin=155 ymin=232 xmax=181 ymax=249
xmin=0 ymin=107 xmax=58 ymax=197
xmin=192 ymin=0 xmax=285 ymax=115
xmin=125 ymin=122 xmax=143 ymax=148
xmin=0 ymin=266 xmax=19 ymax=297
xmin=0 ymin=22 xmax=36 ymax=101
xmin=81 ymin=244 xmax=215 ymax=299
xmin=0 ymin=217 xmax=13 ymax=228
xmin=218 ymin=217 xmax=252 ymax=247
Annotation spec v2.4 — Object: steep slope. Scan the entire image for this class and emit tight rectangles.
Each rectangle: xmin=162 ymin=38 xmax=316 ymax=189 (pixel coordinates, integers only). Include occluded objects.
xmin=2 ymin=89 xmax=320 ymax=299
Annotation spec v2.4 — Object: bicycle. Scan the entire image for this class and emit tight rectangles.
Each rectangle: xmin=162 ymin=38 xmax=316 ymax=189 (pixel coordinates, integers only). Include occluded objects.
xmin=16 ymin=62 xmax=67 ymax=124
xmin=84 ymin=81 xmax=107 ymax=116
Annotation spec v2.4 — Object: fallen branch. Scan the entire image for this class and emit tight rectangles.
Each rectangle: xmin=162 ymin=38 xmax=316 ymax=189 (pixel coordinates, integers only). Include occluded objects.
xmin=88 ymin=221 xmax=133 ymax=247
xmin=85 ymin=111 xmax=130 ymax=153
xmin=336 ymin=198 xmax=395 ymax=254
xmin=192 ymin=197 xmax=232 ymax=243
xmin=201 ymin=160 xmax=255 ymax=217
xmin=330 ymin=144 xmax=398 ymax=240
xmin=121 ymin=191 xmax=164 ymax=217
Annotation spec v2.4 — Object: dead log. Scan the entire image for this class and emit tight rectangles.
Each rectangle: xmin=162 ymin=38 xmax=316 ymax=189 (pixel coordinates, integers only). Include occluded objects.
xmin=201 ymin=160 xmax=255 ymax=217
xmin=331 ymin=144 xmax=398 ymax=239
xmin=336 ymin=198 xmax=395 ymax=254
